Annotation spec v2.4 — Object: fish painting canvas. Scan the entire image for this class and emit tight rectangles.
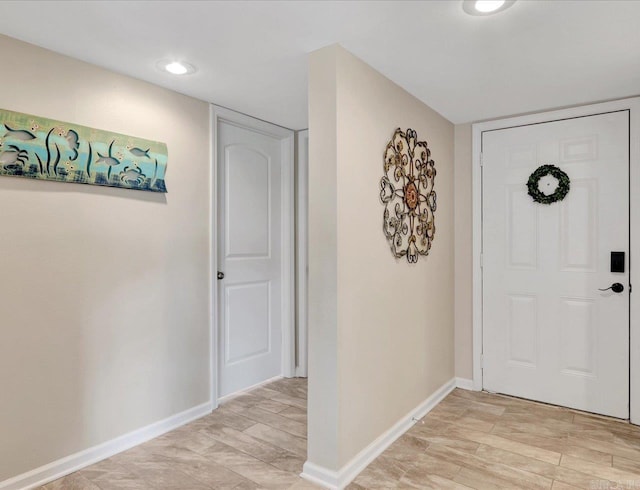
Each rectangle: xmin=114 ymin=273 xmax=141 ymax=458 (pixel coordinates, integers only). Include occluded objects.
xmin=0 ymin=108 xmax=168 ymax=192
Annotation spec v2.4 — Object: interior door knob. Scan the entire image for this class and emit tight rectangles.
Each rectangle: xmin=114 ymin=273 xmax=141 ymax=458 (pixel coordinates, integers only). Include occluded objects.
xmin=217 ymin=271 xmax=225 ymax=280
xmin=598 ymin=282 xmax=624 ymax=293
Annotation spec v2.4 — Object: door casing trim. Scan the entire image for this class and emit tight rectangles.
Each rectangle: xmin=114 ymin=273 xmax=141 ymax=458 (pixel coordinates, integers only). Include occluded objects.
xmin=471 ymin=97 xmax=640 ymax=423
xmin=210 ymin=105 xmax=295 ymax=407
xmin=295 ymin=129 xmax=309 ymax=378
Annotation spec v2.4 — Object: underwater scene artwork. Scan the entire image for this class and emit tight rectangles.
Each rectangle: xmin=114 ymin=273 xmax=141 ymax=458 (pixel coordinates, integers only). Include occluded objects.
xmin=0 ymin=108 xmax=168 ymax=192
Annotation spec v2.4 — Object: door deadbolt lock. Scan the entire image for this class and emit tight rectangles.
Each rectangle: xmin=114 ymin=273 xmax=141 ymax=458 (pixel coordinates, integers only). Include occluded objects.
xmin=598 ymin=282 xmax=624 ymax=293
xmin=611 ymin=251 xmax=625 ymax=273
xmin=217 ymin=271 xmax=225 ymax=280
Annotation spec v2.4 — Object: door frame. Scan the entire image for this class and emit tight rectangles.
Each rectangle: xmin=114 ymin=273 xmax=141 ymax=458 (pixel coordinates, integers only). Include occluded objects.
xmin=295 ymin=129 xmax=309 ymax=378
xmin=210 ymin=105 xmax=295 ymax=407
xmin=471 ymin=97 xmax=640 ymax=423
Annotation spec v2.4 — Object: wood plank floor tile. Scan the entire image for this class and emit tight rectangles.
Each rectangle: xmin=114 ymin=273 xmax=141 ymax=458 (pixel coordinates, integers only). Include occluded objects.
xmin=344 ymin=482 xmax=368 ymax=490
xmin=427 ymin=444 xmax=554 ymax=489
xmin=560 ymin=454 xmax=640 ymax=483
xmin=171 ymin=458 xmax=255 ymax=489
xmin=462 ymin=407 xmax=504 ymax=424
xmin=232 ymin=481 xmax=262 ymax=490
xmin=288 ymin=478 xmax=327 ymax=489
xmin=120 ymin=461 xmax=213 ymax=490
xmin=427 ymin=413 xmax=496 ymax=433
xmin=379 ymin=433 xmax=430 ymax=463
xmin=196 ymin=405 xmax=258 ymax=431
xmin=474 ymin=443 xmax=607 ymax=488
xmin=572 ymin=412 xmax=639 ymax=431
xmin=491 ymin=425 xmax=568 ymax=453
xmin=75 ymin=458 xmax=131 ymax=481
xmin=199 ymin=423 xmax=292 ymax=463
xmin=560 ymin=444 xmax=613 ymax=466
xmin=244 ymin=422 xmax=308 ymax=457
xmin=403 ymin=452 xmax=463 ymax=480
xmin=108 ymin=443 xmax=186 ymax=466
xmin=613 ymin=455 xmax=640 ymax=474
xmin=221 ymin=392 xmax=292 ymax=415
xmin=153 ymin=427 xmax=220 ymax=455
xmin=568 ymin=427 xmax=617 ymax=442
xmin=202 ymin=440 xmax=302 ymax=489
xmin=402 ymin=472 xmax=476 ymax=489
xmin=220 ymin=393 xmax=267 ymax=411
xmin=409 ymin=417 xmax=455 ymax=437
xmin=41 ymin=474 xmax=102 ymax=490
xmin=567 ymin=434 xmax=640 ymax=461
xmin=239 ymin=405 xmax=307 ymax=437
xmin=269 ymin=452 xmax=306 ymax=473
xmin=351 ymin=455 xmax=407 ymax=488
xmin=266 ymin=378 xmax=308 ymax=399
xmin=412 ymin=433 xmax=481 ymax=454
xmin=493 ymin=418 xmax=573 ymax=438
xmin=251 ymin=386 xmax=307 ymax=409
xmin=429 ymin=403 xmax=468 ymax=420
xmin=507 ymin=405 xmax=575 ymax=422
xmin=256 ymin=398 xmax=293 ymax=414
xmin=279 ymin=405 xmax=308 ymax=424
xmin=448 ymin=426 xmax=562 ymax=464
xmin=611 ymin=432 xmax=640 ymax=451
xmin=453 ymin=466 xmax=522 ymax=490
xmin=84 ymin=475 xmax=150 ymax=490
xmin=551 ymin=481 xmax=583 ymax=490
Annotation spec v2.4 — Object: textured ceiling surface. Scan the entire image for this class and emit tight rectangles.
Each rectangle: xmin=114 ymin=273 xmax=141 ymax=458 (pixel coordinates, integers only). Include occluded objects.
xmin=0 ymin=1 xmax=638 ymax=129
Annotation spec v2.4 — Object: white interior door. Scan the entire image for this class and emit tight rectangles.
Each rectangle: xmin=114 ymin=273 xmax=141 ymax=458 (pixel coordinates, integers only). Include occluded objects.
xmin=482 ymin=111 xmax=629 ymax=418
xmin=217 ymin=113 xmax=293 ymax=398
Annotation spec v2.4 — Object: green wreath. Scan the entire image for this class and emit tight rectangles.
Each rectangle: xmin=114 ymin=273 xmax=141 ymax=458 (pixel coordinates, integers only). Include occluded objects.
xmin=527 ymin=164 xmax=570 ymax=205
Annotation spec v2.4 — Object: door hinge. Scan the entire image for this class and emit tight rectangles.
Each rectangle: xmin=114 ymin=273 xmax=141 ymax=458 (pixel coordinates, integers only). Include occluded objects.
xmin=480 ymin=253 xmax=484 ymax=268
xmin=630 ymin=284 xmax=633 ymax=293
xmin=481 ymin=354 xmax=485 ymax=369
xmin=480 ymin=152 xmax=483 ymax=166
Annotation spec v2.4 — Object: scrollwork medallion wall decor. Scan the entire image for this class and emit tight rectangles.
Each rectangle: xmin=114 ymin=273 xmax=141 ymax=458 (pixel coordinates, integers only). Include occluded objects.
xmin=380 ymin=128 xmax=436 ymax=263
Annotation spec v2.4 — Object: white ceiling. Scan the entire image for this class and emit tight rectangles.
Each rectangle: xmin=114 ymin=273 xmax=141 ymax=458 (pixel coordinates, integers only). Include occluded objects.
xmin=0 ymin=1 xmax=639 ymax=129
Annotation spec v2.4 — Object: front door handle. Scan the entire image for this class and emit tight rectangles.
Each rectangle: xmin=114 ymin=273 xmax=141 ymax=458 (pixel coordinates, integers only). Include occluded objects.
xmin=598 ymin=282 xmax=624 ymax=293
xmin=217 ymin=271 xmax=225 ymax=280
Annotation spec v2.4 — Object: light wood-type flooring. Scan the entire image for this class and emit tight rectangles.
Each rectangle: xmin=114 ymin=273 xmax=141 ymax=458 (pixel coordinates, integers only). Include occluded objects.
xmin=348 ymin=388 xmax=640 ymax=489
xmin=41 ymin=379 xmax=640 ymax=489
xmin=41 ymin=378 xmax=315 ymax=490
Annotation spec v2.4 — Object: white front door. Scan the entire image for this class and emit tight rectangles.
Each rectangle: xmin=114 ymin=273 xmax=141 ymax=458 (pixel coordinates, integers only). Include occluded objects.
xmin=482 ymin=111 xmax=629 ymax=418
xmin=217 ymin=113 xmax=293 ymax=398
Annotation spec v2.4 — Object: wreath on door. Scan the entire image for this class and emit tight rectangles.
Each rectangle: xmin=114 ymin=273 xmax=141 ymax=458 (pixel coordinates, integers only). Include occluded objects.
xmin=526 ymin=164 xmax=570 ymax=204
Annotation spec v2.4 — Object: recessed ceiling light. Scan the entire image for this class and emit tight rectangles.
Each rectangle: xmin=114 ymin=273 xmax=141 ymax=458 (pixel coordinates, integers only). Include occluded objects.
xmin=157 ymin=59 xmax=196 ymax=76
xmin=462 ymin=0 xmax=515 ymax=16
xmin=475 ymin=0 xmax=504 ymax=12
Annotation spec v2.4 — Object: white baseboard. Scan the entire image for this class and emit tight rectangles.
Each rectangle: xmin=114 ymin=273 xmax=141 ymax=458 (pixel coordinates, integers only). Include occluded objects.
xmin=300 ymin=377 xmax=456 ymax=489
xmin=300 ymin=462 xmax=342 ymax=490
xmin=0 ymin=401 xmax=213 ymax=490
xmin=455 ymin=377 xmax=476 ymax=391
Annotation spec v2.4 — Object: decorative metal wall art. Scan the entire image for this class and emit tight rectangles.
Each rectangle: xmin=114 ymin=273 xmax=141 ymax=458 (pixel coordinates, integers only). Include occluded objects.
xmin=0 ymin=108 xmax=168 ymax=192
xmin=380 ymin=128 xmax=436 ymax=263
xmin=527 ymin=164 xmax=570 ymax=204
